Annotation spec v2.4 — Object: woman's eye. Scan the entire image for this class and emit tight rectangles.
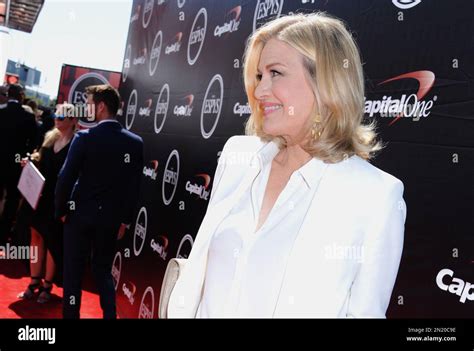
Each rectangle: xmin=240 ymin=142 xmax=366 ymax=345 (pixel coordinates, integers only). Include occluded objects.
xmin=256 ymin=70 xmax=281 ymax=81
xmin=270 ymin=70 xmax=281 ymax=77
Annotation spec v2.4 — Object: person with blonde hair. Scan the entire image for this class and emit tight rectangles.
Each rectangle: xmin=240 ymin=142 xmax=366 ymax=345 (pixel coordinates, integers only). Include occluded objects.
xmin=167 ymin=12 xmax=407 ymax=318
xmin=18 ymin=103 xmax=77 ymax=303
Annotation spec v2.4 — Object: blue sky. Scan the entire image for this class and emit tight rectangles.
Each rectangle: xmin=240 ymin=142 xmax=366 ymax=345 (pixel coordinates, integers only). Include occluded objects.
xmin=8 ymin=0 xmax=132 ymax=97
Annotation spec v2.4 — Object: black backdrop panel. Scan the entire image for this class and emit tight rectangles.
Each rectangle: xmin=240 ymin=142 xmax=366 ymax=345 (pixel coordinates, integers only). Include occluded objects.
xmin=114 ymin=0 xmax=474 ymax=318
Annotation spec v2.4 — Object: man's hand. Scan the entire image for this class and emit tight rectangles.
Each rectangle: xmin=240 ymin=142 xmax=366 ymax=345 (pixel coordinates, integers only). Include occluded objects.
xmin=117 ymin=223 xmax=130 ymax=240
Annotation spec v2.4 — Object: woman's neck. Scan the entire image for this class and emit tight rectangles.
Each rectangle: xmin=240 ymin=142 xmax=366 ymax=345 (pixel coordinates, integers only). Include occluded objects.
xmin=58 ymin=129 xmax=74 ymax=143
xmin=274 ymin=143 xmax=312 ymax=171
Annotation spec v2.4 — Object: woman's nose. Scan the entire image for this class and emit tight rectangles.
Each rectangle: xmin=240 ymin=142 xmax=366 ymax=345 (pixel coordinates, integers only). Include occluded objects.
xmin=254 ymin=76 xmax=270 ymax=100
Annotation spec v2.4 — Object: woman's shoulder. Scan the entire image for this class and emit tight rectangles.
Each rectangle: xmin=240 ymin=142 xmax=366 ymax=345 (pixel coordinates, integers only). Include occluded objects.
xmin=221 ymin=135 xmax=264 ymax=154
xmin=354 ymin=155 xmax=401 ymax=182
xmin=219 ymin=135 xmax=267 ymax=167
xmin=331 ymin=155 xmax=404 ymax=198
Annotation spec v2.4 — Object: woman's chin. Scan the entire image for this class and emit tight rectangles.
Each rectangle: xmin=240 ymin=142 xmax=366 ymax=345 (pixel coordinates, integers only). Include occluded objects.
xmin=263 ymin=131 xmax=279 ymax=138
xmin=262 ymin=124 xmax=281 ymax=137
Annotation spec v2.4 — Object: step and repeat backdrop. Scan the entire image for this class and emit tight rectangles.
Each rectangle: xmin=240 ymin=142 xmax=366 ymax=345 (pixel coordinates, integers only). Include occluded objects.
xmin=114 ymin=0 xmax=474 ymax=318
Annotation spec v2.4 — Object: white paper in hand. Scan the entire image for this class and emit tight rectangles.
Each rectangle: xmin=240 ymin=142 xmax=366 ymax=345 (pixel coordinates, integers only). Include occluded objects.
xmin=17 ymin=161 xmax=45 ymax=210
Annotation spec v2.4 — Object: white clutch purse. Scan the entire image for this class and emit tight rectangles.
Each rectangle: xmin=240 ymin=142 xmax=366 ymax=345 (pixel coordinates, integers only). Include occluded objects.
xmin=158 ymin=258 xmax=187 ymax=319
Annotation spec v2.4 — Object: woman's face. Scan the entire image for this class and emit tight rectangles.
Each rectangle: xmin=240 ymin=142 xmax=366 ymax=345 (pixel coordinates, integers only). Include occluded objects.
xmin=254 ymin=38 xmax=316 ymax=145
xmin=54 ymin=112 xmax=76 ymax=132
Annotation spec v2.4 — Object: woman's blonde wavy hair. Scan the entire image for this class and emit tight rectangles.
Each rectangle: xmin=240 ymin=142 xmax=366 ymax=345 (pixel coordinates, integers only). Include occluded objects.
xmin=243 ymin=12 xmax=382 ymax=163
xmin=30 ymin=103 xmax=76 ymax=163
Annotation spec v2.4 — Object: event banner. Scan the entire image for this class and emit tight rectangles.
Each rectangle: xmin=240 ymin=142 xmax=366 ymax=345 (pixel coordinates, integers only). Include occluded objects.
xmin=56 ymin=64 xmax=121 ymax=127
xmin=115 ymin=0 xmax=474 ymax=318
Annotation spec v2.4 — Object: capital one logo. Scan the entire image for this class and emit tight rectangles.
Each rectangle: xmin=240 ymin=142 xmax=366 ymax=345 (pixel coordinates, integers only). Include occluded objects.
xmin=122 ymin=44 xmax=131 ymax=82
xmin=364 ymin=70 xmax=436 ymax=126
xmin=214 ymin=6 xmax=241 ymax=38
xmin=149 ymin=30 xmax=163 ymax=76
xmin=185 ymin=174 xmax=211 ymax=201
xmin=138 ymin=286 xmax=155 ymax=319
xmin=133 ymin=47 xmax=147 ymax=66
xmin=436 ymin=269 xmax=473 ymax=304
xmin=201 ymin=74 xmax=224 ymax=139
xmin=154 ymin=83 xmax=170 ymax=134
xmin=125 ymin=89 xmax=138 ymax=130
xmin=162 ymin=150 xmax=180 ymax=206
xmin=176 ymin=234 xmax=194 ymax=259
xmin=143 ymin=160 xmax=159 ymax=180
xmin=253 ymin=0 xmax=284 ymax=32
xmin=173 ymin=94 xmax=194 ymax=117
xmin=112 ymin=251 xmax=122 ymax=291
xmin=122 ymin=282 xmax=137 ymax=305
xmin=392 ymin=0 xmax=421 ymax=10
xmin=139 ymin=98 xmax=153 ymax=117
xmin=150 ymin=235 xmax=168 ymax=260
xmin=134 ymin=207 xmax=147 ymax=256
xmin=165 ymin=32 xmax=183 ymax=55
xmin=142 ymin=0 xmax=154 ymax=28
xmin=130 ymin=4 xmax=140 ymax=23
xmin=233 ymin=102 xmax=251 ymax=117
xmin=187 ymin=8 xmax=207 ymax=65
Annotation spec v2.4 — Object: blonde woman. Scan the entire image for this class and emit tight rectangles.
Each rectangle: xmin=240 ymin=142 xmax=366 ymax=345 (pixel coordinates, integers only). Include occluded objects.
xmin=168 ymin=12 xmax=407 ymax=318
xmin=18 ymin=104 xmax=77 ymax=303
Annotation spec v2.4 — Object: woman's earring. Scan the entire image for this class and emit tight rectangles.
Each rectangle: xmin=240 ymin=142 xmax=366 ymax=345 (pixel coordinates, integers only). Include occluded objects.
xmin=311 ymin=114 xmax=322 ymax=139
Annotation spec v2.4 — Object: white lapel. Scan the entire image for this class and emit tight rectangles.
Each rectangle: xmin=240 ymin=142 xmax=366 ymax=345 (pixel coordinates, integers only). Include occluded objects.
xmin=169 ymin=142 xmax=269 ymax=317
xmin=272 ymin=156 xmax=366 ymax=317
xmin=272 ymin=159 xmax=331 ymax=317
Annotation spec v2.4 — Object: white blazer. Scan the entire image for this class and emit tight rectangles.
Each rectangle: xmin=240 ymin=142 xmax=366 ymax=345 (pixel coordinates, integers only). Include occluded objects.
xmin=168 ymin=136 xmax=406 ymax=318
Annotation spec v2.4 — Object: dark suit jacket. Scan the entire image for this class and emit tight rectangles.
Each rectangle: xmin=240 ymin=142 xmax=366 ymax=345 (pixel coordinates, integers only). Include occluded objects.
xmin=0 ymin=101 xmax=37 ymax=173
xmin=55 ymin=120 xmax=144 ymax=225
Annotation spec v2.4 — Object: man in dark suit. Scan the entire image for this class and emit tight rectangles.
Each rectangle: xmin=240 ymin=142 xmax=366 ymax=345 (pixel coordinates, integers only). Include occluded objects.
xmin=55 ymin=85 xmax=143 ymax=319
xmin=0 ymin=84 xmax=37 ymax=244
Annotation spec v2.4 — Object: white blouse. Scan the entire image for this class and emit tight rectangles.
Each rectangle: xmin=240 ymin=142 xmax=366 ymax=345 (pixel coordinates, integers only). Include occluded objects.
xmin=197 ymin=143 xmax=325 ymax=318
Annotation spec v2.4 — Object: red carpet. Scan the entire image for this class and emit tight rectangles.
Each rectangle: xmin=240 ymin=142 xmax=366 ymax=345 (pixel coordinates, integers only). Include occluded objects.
xmin=0 ymin=259 xmax=103 ymax=318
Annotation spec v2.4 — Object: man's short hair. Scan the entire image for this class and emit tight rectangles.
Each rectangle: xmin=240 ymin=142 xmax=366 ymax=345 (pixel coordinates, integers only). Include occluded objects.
xmin=8 ymin=84 xmax=24 ymax=100
xmin=85 ymin=84 xmax=121 ymax=116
